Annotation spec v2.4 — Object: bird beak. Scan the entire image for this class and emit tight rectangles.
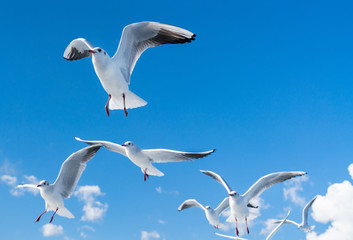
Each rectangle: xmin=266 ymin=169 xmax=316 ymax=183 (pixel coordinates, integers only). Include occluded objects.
xmin=37 ymin=185 xmax=42 ymax=187
xmin=89 ymin=50 xmax=96 ymax=54
xmin=122 ymin=144 xmax=126 ymax=147
xmin=229 ymin=193 xmax=233 ymax=196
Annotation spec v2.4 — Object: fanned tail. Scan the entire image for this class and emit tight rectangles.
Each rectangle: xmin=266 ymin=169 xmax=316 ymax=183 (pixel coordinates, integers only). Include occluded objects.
xmin=109 ymin=90 xmax=147 ymax=110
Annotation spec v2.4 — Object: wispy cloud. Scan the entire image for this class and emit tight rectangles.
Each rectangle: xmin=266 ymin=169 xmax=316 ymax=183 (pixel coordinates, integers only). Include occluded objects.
xmin=1 ymin=174 xmax=39 ymax=196
xmin=306 ymin=164 xmax=353 ymax=240
xmin=283 ymin=175 xmax=309 ymax=206
xmin=41 ymin=224 xmax=64 ymax=237
xmin=141 ymin=230 xmax=160 ymax=240
xmin=155 ymin=186 xmax=179 ymax=195
xmin=78 ymin=225 xmax=95 ymax=239
xmin=74 ymin=185 xmax=108 ymax=222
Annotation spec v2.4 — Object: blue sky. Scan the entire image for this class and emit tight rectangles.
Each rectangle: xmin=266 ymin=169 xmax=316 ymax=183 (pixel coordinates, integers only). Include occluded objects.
xmin=1 ymin=0 xmax=353 ymax=239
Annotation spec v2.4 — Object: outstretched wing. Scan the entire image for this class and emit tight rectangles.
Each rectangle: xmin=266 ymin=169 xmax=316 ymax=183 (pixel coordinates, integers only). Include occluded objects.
xmin=17 ymin=184 xmax=38 ymax=189
xmin=242 ymin=171 xmax=307 ymax=203
xmin=75 ymin=137 xmax=127 ymax=157
xmin=200 ymin=170 xmax=233 ymax=194
xmin=178 ymin=199 xmax=205 ymax=211
xmin=112 ymin=22 xmax=196 ymax=84
xmin=53 ymin=144 xmax=102 ymax=198
xmin=303 ymin=195 xmax=318 ymax=225
xmin=215 ymin=233 xmax=247 ymax=240
xmin=63 ymin=38 xmax=95 ymax=61
xmin=215 ymin=197 xmax=229 ymax=215
xmin=273 ymin=219 xmax=299 ymax=227
xmin=142 ymin=149 xmax=214 ymax=163
xmin=266 ymin=211 xmax=291 ymax=240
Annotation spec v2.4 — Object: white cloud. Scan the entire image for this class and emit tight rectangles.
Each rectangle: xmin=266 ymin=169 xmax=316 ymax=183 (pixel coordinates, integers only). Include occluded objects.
xmin=41 ymin=224 xmax=64 ymax=237
xmin=1 ymin=175 xmax=17 ymax=185
xmin=158 ymin=219 xmax=167 ymax=224
xmin=283 ymin=175 xmax=309 ymax=206
xmin=155 ymin=186 xmax=179 ymax=195
xmin=74 ymin=185 xmax=108 ymax=222
xmin=306 ymin=165 xmax=353 ymax=240
xmin=348 ymin=163 xmax=353 ymax=180
xmin=141 ymin=230 xmax=160 ymax=240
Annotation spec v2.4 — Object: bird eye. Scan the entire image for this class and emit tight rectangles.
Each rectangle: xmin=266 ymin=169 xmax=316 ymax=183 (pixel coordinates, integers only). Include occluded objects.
xmin=98 ymin=49 xmax=102 ymax=52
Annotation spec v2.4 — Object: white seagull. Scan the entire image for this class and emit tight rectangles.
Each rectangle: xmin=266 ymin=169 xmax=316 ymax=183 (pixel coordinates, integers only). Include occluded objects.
xmin=215 ymin=211 xmax=291 ymax=240
xmin=201 ymin=170 xmax=306 ymax=236
xmin=76 ymin=137 xmax=215 ymax=181
xmin=17 ymin=144 xmax=102 ymax=223
xmin=178 ymin=198 xmax=229 ymax=229
xmin=63 ymin=22 xmax=196 ymax=117
xmin=274 ymin=195 xmax=317 ymax=232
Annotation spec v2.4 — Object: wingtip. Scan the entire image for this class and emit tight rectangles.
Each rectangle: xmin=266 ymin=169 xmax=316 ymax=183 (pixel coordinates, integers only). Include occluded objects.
xmin=75 ymin=136 xmax=82 ymax=141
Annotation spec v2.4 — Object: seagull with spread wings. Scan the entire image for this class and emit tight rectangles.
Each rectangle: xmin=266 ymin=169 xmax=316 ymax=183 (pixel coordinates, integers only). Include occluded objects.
xmin=76 ymin=137 xmax=214 ymax=181
xmin=274 ymin=195 xmax=317 ymax=232
xmin=201 ymin=170 xmax=306 ymax=236
xmin=178 ymin=198 xmax=229 ymax=229
xmin=17 ymin=144 xmax=102 ymax=223
xmin=63 ymin=22 xmax=196 ymax=117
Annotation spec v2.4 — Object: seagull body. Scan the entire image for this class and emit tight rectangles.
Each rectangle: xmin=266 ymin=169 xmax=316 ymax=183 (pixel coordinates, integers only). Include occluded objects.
xmin=76 ymin=137 xmax=214 ymax=181
xmin=178 ymin=198 xmax=229 ymax=229
xmin=216 ymin=211 xmax=291 ymax=240
xmin=201 ymin=170 xmax=307 ymax=236
xmin=274 ymin=195 xmax=317 ymax=232
xmin=17 ymin=145 xmax=102 ymax=223
xmin=63 ymin=22 xmax=196 ymax=117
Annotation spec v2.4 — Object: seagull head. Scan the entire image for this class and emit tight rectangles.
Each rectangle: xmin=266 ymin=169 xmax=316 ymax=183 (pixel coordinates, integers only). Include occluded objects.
xmin=205 ymin=205 xmax=211 ymax=210
xmin=122 ymin=141 xmax=134 ymax=148
xmin=37 ymin=180 xmax=49 ymax=188
xmin=229 ymin=191 xmax=238 ymax=197
xmin=90 ymin=47 xmax=108 ymax=57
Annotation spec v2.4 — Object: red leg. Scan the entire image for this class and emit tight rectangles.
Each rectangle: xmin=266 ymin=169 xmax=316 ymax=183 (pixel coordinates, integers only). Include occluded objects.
xmin=143 ymin=169 xmax=149 ymax=182
xmin=235 ymin=217 xmax=239 ymax=236
xmin=246 ymin=217 xmax=250 ymax=234
xmin=214 ymin=225 xmax=219 ymax=229
xmin=35 ymin=210 xmax=47 ymax=222
xmin=49 ymin=208 xmax=58 ymax=223
xmin=105 ymin=94 xmax=111 ymax=117
xmin=122 ymin=93 xmax=128 ymax=117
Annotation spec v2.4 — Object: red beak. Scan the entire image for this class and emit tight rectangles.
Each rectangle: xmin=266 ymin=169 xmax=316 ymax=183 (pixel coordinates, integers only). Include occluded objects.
xmin=122 ymin=144 xmax=126 ymax=147
xmin=37 ymin=185 xmax=42 ymax=187
xmin=229 ymin=193 xmax=233 ymax=196
xmin=89 ymin=50 xmax=96 ymax=54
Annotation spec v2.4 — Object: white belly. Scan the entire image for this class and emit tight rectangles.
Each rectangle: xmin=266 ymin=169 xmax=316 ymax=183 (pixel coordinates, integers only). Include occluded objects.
xmin=92 ymin=59 xmax=129 ymax=96
xmin=229 ymin=197 xmax=249 ymax=220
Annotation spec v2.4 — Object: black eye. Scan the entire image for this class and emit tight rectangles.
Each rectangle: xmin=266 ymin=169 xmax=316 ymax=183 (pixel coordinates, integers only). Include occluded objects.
xmin=98 ymin=49 xmax=102 ymax=52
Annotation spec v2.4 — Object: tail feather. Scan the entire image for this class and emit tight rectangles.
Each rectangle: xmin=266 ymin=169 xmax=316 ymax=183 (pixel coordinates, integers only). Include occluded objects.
xmin=140 ymin=166 xmax=164 ymax=177
xmin=109 ymin=90 xmax=147 ymax=110
xmin=57 ymin=207 xmax=74 ymax=219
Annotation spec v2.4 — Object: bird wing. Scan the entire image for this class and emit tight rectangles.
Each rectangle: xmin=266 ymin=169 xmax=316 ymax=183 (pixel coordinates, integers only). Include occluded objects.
xmin=215 ymin=233 xmax=248 ymax=240
xmin=53 ymin=144 xmax=102 ymax=198
xmin=242 ymin=171 xmax=307 ymax=203
xmin=142 ymin=149 xmax=214 ymax=163
xmin=17 ymin=184 xmax=38 ymax=189
xmin=303 ymin=195 xmax=318 ymax=225
xmin=178 ymin=199 xmax=205 ymax=211
xmin=200 ymin=170 xmax=233 ymax=194
xmin=63 ymin=38 xmax=95 ymax=61
xmin=215 ymin=197 xmax=230 ymax=215
xmin=266 ymin=211 xmax=291 ymax=240
xmin=75 ymin=137 xmax=127 ymax=157
xmin=273 ymin=219 xmax=299 ymax=226
xmin=112 ymin=21 xmax=196 ymax=84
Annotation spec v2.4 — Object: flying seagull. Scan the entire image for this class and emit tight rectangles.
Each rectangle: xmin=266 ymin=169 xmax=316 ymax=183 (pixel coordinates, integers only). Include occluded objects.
xmin=63 ymin=22 xmax=196 ymax=117
xmin=201 ymin=170 xmax=306 ymax=236
xmin=274 ymin=195 xmax=317 ymax=232
xmin=178 ymin=198 xmax=229 ymax=229
xmin=17 ymin=144 xmax=102 ymax=223
xmin=76 ymin=137 xmax=214 ymax=181
xmin=215 ymin=211 xmax=291 ymax=240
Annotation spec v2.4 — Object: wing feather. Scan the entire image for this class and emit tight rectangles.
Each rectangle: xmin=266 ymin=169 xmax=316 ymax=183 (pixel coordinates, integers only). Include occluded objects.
xmin=75 ymin=137 xmax=127 ymax=157
xmin=112 ymin=22 xmax=196 ymax=84
xmin=53 ymin=144 xmax=102 ymax=198
xmin=200 ymin=170 xmax=233 ymax=194
xmin=63 ymin=38 xmax=95 ymax=61
xmin=178 ymin=199 xmax=205 ymax=211
xmin=142 ymin=149 xmax=214 ymax=163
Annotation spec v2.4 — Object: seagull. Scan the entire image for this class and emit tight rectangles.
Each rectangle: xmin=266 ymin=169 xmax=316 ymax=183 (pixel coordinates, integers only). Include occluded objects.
xmin=63 ymin=22 xmax=196 ymax=117
xmin=274 ymin=195 xmax=317 ymax=232
xmin=76 ymin=137 xmax=215 ymax=181
xmin=215 ymin=211 xmax=291 ymax=240
xmin=178 ymin=198 xmax=229 ymax=229
xmin=201 ymin=170 xmax=306 ymax=236
xmin=17 ymin=144 xmax=102 ymax=223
